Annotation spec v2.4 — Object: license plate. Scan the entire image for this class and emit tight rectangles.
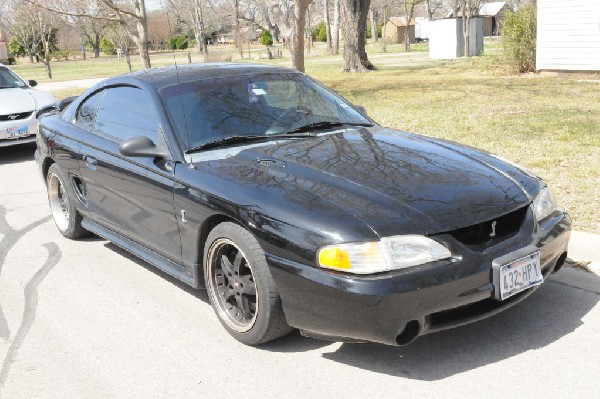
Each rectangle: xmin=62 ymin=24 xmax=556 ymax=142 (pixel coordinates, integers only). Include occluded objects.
xmin=6 ymin=125 xmax=29 ymax=139
xmin=493 ymin=251 xmax=542 ymax=300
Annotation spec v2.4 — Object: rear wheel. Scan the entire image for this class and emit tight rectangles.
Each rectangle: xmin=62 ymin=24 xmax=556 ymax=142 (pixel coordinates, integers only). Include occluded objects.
xmin=46 ymin=163 xmax=87 ymax=239
xmin=204 ymin=222 xmax=292 ymax=345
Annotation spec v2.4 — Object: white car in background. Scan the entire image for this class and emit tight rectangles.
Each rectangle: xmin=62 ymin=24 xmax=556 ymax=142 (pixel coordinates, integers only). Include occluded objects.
xmin=0 ymin=63 xmax=56 ymax=147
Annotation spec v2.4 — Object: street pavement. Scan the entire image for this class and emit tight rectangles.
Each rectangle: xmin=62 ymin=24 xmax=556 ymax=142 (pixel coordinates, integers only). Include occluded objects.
xmin=0 ymin=143 xmax=599 ymax=399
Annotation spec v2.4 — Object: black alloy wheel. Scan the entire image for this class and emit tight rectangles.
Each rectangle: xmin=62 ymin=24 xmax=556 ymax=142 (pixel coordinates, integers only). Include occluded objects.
xmin=204 ymin=222 xmax=292 ymax=345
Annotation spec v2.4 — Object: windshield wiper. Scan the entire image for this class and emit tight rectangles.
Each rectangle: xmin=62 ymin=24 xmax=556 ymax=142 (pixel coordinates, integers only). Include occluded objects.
xmin=282 ymin=121 xmax=373 ymax=135
xmin=185 ymin=132 xmax=316 ymax=153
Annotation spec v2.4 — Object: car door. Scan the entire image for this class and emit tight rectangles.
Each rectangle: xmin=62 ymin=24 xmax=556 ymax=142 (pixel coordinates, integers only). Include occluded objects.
xmin=79 ymin=85 xmax=182 ymax=263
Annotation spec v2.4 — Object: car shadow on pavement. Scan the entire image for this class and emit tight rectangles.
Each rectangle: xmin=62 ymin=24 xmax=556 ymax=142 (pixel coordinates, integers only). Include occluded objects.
xmin=103 ymin=242 xmax=209 ymax=302
xmin=320 ymin=269 xmax=600 ymax=380
xmin=0 ymin=143 xmax=36 ymax=165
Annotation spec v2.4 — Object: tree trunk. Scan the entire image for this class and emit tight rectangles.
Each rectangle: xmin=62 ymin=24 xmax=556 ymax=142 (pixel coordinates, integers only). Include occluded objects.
xmin=324 ymin=0 xmax=333 ymax=53
xmin=124 ymin=45 xmax=132 ymax=72
xmin=332 ymin=0 xmax=340 ymax=55
xmin=382 ymin=6 xmax=387 ymax=52
xmin=340 ymin=0 xmax=373 ymax=72
xmin=369 ymin=8 xmax=378 ymax=43
xmin=194 ymin=0 xmax=208 ymax=61
xmin=136 ymin=19 xmax=151 ymax=69
xmin=42 ymin=34 xmax=52 ymax=79
xmin=28 ymin=48 xmax=34 ymax=63
xmin=290 ymin=2 xmax=309 ymax=72
xmin=463 ymin=16 xmax=470 ymax=57
xmin=94 ymin=33 xmax=100 ymax=58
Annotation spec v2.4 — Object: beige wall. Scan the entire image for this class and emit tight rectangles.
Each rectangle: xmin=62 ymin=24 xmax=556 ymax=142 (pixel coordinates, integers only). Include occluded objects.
xmin=384 ymin=22 xmax=416 ymax=44
xmin=0 ymin=42 xmax=8 ymax=60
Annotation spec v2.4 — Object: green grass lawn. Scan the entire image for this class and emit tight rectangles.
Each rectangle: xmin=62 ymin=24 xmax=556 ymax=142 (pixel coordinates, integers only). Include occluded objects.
xmin=12 ymin=43 xmax=600 ymax=233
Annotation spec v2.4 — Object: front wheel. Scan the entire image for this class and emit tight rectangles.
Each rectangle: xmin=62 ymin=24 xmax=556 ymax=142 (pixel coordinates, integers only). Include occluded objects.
xmin=46 ymin=163 xmax=87 ymax=239
xmin=204 ymin=222 xmax=292 ymax=345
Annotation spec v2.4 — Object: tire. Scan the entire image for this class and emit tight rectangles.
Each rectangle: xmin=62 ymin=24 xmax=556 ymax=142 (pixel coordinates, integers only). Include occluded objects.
xmin=46 ymin=163 xmax=88 ymax=239
xmin=204 ymin=222 xmax=293 ymax=345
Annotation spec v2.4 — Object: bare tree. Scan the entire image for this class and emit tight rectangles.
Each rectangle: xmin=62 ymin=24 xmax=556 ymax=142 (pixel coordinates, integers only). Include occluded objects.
xmin=267 ymin=1 xmax=314 ymax=72
xmin=456 ymin=0 xmax=482 ymax=57
xmin=340 ymin=0 xmax=373 ymax=72
xmin=332 ymin=0 xmax=340 ymax=54
xmin=369 ymin=7 xmax=378 ymax=43
xmin=401 ymin=0 xmax=423 ymax=52
xmin=425 ymin=0 xmax=443 ymax=19
xmin=323 ymin=0 xmax=333 ymax=53
xmin=25 ymin=0 xmax=153 ymax=69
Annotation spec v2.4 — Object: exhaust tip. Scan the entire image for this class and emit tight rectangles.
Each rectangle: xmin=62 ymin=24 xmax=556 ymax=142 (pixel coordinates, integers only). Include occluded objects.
xmin=396 ymin=320 xmax=420 ymax=346
xmin=553 ymin=252 xmax=568 ymax=273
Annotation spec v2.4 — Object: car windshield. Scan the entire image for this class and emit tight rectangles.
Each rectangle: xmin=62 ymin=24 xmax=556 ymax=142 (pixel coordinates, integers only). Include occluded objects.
xmin=0 ymin=67 xmax=27 ymax=89
xmin=159 ymin=72 xmax=372 ymax=152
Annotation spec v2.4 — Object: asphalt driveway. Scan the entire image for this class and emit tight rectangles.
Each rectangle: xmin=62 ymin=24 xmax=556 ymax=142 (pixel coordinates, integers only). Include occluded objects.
xmin=1 ymin=144 xmax=599 ymax=398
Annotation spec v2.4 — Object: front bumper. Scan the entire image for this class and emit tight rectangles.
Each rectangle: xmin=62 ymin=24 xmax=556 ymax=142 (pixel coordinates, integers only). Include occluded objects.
xmin=0 ymin=116 xmax=38 ymax=148
xmin=267 ymin=209 xmax=571 ymax=346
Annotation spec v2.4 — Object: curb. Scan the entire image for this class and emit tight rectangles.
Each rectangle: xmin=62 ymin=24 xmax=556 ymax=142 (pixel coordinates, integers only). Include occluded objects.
xmin=568 ymin=230 xmax=600 ymax=275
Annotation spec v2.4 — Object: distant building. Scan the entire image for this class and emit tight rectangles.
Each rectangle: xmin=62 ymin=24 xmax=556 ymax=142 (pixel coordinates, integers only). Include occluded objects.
xmin=0 ymin=31 xmax=8 ymax=62
xmin=537 ymin=0 xmax=600 ymax=71
xmin=429 ymin=18 xmax=484 ymax=59
xmin=447 ymin=2 xmax=508 ymax=37
xmin=415 ymin=17 xmax=432 ymax=41
xmin=479 ymin=2 xmax=509 ymax=36
xmin=384 ymin=17 xmax=416 ymax=44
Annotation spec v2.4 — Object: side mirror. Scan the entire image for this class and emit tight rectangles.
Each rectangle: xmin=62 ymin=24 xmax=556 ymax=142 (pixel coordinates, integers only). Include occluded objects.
xmin=58 ymin=96 xmax=77 ymax=111
xmin=354 ymin=105 xmax=367 ymax=116
xmin=36 ymin=104 xmax=58 ymax=119
xmin=28 ymin=80 xmax=38 ymax=87
xmin=119 ymin=136 xmax=169 ymax=159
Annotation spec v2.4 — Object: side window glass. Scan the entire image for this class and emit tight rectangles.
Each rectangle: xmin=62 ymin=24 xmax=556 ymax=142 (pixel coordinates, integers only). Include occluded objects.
xmin=95 ymin=86 xmax=159 ymax=142
xmin=75 ymin=90 xmax=104 ymax=132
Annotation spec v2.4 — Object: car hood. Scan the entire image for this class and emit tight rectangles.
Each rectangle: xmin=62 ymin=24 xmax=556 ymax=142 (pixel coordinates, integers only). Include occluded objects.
xmin=191 ymin=127 xmax=542 ymax=237
xmin=0 ymin=87 xmax=56 ymax=114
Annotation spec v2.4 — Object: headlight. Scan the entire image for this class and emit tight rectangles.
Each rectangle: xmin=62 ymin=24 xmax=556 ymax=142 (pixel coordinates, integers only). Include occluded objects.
xmin=317 ymin=235 xmax=452 ymax=274
xmin=532 ymin=187 xmax=557 ymax=222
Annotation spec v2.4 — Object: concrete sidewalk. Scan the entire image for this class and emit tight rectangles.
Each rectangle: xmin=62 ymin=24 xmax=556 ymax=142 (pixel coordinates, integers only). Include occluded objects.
xmin=569 ymin=230 xmax=600 ymax=273
xmin=37 ymin=77 xmax=106 ymax=92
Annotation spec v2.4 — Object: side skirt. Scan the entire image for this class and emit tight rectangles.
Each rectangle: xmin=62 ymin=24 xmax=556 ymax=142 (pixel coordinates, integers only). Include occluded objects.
xmin=82 ymin=218 xmax=200 ymax=288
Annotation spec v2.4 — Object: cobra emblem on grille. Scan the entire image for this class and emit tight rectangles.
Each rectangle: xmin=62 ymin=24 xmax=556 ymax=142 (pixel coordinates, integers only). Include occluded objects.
xmin=489 ymin=221 xmax=497 ymax=238
xmin=8 ymin=114 xmax=18 ymax=120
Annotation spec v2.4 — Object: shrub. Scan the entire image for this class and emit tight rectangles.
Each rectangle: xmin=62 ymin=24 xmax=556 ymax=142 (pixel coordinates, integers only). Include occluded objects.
xmin=100 ymin=37 xmax=117 ymax=55
xmin=8 ymin=38 xmax=25 ymax=57
xmin=168 ymin=35 xmax=189 ymax=50
xmin=175 ymin=35 xmax=188 ymax=50
xmin=259 ymin=30 xmax=273 ymax=47
xmin=367 ymin=24 xmax=382 ymax=39
xmin=167 ymin=37 xmax=178 ymax=50
xmin=501 ymin=5 xmax=537 ymax=73
xmin=312 ymin=22 xmax=327 ymax=42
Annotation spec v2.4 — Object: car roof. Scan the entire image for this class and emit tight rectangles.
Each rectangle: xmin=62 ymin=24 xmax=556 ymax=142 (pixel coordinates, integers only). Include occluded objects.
xmin=119 ymin=63 xmax=299 ymax=90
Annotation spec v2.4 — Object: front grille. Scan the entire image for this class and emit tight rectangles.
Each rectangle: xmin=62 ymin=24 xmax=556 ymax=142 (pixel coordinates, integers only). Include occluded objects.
xmin=0 ymin=111 xmax=34 ymax=121
xmin=448 ymin=206 xmax=529 ymax=246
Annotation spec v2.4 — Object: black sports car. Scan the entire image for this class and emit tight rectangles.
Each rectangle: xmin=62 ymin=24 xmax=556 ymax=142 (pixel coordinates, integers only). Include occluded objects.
xmin=36 ymin=63 xmax=571 ymax=346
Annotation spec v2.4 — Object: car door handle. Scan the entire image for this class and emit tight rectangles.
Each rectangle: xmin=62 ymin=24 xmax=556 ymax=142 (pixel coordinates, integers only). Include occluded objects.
xmin=85 ymin=156 xmax=97 ymax=170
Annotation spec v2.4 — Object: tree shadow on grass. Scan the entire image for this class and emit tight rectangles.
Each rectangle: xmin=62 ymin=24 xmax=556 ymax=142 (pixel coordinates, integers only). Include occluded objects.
xmin=321 ymin=269 xmax=599 ymax=380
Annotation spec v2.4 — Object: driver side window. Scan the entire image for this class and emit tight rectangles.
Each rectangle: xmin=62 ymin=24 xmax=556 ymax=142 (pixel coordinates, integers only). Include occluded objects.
xmin=94 ymin=86 xmax=159 ymax=142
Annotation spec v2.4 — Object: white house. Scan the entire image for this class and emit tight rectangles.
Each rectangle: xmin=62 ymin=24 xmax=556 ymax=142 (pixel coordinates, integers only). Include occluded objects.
xmin=536 ymin=0 xmax=600 ymax=71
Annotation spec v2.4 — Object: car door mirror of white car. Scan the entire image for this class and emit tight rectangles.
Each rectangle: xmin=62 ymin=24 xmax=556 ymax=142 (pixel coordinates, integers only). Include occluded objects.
xmin=119 ymin=136 xmax=170 ymax=160
xmin=28 ymin=80 xmax=38 ymax=87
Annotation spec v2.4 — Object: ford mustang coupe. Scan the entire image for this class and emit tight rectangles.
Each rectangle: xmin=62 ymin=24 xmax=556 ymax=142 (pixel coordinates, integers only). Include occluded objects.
xmin=0 ymin=63 xmax=56 ymax=147
xmin=36 ymin=64 xmax=571 ymax=346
